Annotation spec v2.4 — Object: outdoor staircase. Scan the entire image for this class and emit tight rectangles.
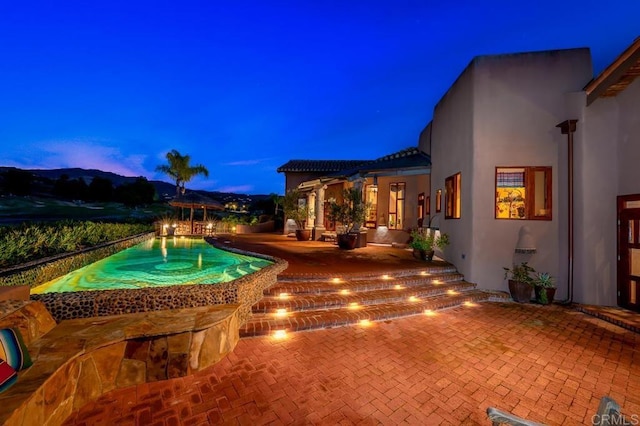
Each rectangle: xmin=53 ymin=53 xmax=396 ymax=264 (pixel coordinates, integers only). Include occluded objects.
xmin=240 ymin=264 xmax=507 ymax=337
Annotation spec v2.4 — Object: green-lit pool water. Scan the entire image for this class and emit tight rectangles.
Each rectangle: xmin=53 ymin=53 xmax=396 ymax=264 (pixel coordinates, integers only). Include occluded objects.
xmin=31 ymin=237 xmax=272 ymax=294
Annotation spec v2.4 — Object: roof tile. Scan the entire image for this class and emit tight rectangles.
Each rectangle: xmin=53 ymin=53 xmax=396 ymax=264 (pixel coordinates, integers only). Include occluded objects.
xmin=277 ymin=160 xmax=370 ymax=173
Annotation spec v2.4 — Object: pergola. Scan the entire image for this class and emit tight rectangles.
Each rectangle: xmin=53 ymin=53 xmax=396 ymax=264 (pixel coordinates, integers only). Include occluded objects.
xmin=169 ymin=192 xmax=225 ymax=234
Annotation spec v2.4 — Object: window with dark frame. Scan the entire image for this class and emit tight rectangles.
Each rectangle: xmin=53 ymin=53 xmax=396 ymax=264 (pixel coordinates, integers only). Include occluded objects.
xmin=445 ymin=173 xmax=461 ymax=219
xmin=495 ymin=167 xmax=552 ymax=220
xmin=365 ymin=184 xmax=378 ymax=228
xmin=388 ymin=182 xmax=406 ymax=230
xmin=417 ymin=192 xmax=425 ymax=226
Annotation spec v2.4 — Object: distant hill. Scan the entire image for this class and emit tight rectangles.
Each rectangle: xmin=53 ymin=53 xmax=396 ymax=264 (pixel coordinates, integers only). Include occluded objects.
xmin=0 ymin=166 xmax=273 ymax=203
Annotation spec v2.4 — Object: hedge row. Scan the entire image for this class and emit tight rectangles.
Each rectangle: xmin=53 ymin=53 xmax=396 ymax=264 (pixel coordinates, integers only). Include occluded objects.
xmin=0 ymin=221 xmax=153 ymax=268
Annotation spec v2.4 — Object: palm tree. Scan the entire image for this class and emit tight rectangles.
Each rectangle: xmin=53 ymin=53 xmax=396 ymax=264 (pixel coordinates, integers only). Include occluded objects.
xmin=270 ymin=193 xmax=282 ymax=215
xmin=156 ymin=149 xmax=209 ymax=197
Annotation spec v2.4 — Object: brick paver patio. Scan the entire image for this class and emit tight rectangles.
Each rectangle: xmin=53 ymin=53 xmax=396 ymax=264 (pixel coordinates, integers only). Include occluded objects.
xmin=65 ymin=302 xmax=640 ymax=425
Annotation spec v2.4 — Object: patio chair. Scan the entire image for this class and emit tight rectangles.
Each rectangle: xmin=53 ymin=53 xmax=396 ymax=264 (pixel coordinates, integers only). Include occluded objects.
xmin=487 ymin=396 xmax=632 ymax=425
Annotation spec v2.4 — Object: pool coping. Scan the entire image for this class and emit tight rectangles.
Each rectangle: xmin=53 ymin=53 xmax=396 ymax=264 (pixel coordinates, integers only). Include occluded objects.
xmin=28 ymin=235 xmax=288 ymax=324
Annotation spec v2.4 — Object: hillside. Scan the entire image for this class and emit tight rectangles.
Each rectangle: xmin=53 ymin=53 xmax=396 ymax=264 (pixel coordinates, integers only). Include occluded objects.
xmin=0 ymin=166 xmax=273 ymax=203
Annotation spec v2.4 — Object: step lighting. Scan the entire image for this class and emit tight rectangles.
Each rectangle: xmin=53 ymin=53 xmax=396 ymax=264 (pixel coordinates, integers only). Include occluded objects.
xmin=359 ymin=319 xmax=372 ymax=327
xmin=273 ymin=330 xmax=287 ymax=339
xmin=464 ymin=301 xmax=478 ymax=307
xmin=381 ymin=274 xmax=391 ymax=280
xmin=340 ymin=289 xmax=350 ymax=295
xmin=421 ymin=271 xmax=430 ymax=276
xmin=433 ymin=279 xmax=441 ymax=284
xmin=275 ymin=308 xmax=287 ymax=317
xmin=348 ymin=302 xmax=360 ymax=310
xmin=332 ymin=278 xmax=342 ymax=284
xmin=408 ymin=296 xmax=419 ymax=302
xmin=424 ymin=309 xmax=436 ymax=316
xmin=394 ymin=284 xmax=404 ymax=290
xmin=279 ymin=293 xmax=289 ymax=299
xmin=447 ymin=290 xmax=458 ymax=295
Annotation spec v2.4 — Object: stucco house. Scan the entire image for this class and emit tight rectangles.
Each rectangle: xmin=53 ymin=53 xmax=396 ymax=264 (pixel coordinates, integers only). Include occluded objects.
xmin=277 ymin=147 xmax=431 ymax=245
xmin=429 ymin=37 xmax=640 ymax=310
xmin=277 ymin=37 xmax=639 ymax=311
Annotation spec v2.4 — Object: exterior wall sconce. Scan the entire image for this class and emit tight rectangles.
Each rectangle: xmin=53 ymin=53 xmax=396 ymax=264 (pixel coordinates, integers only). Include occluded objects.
xmin=515 ymin=225 xmax=536 ymax=254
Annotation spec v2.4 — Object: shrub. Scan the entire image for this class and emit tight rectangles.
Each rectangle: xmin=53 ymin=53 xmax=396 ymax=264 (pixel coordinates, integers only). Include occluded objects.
xmin=0 ymin=221 xmax=153 ymax=268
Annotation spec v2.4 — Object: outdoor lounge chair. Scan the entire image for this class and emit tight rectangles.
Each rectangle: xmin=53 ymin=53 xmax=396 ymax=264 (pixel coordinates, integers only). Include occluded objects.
xmin=487 ymin=396 xmax=633 ymax=425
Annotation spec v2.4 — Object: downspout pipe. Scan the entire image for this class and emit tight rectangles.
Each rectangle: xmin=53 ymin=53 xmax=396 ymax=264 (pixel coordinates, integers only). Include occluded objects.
xmin=556 ymin=120 xmax=578 ymax=304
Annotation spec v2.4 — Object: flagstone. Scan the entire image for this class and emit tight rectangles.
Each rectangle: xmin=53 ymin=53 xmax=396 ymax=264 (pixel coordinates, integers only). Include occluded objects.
xmin=0 ymin=302 xmax=240 ymax=425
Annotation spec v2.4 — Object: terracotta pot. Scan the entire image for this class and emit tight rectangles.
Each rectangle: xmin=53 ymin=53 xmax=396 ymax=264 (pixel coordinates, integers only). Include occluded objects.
xmin=337 ymin=233 xmax=358 ymax=250
xmin=508 ymin=280 xmax=533 ymax=303
xmin=295 ymin=229 xmax=311 ymax=241
xmin=534 ymin=287 xmax=556 ymax=305
xmin=412 ymin=248 xmax=435 ymax=261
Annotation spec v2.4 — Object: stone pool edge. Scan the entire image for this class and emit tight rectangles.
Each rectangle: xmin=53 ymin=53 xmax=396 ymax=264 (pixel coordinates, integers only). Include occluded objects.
xmin=28 ymin=235 xmax=288 ymax=324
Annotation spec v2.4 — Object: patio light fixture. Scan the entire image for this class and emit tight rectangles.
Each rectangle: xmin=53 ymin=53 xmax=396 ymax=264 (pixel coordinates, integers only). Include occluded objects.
xmin=273 ymin=330 xmax=287 ymax=339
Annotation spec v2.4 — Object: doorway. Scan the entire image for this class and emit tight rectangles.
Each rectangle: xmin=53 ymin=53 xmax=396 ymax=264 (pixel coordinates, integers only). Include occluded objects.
xmin=617 ymin=194 xmax=640 ymax=311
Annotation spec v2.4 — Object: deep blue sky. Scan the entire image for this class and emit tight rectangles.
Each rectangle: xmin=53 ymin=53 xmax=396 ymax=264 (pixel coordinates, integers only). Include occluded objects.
xmin=1 ymin=1 xmax=638 ymax=195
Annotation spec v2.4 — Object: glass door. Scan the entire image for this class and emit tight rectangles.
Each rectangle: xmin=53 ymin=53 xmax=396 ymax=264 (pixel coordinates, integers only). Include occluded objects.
xmin=618 ymin=195 xmax=640 ymax=311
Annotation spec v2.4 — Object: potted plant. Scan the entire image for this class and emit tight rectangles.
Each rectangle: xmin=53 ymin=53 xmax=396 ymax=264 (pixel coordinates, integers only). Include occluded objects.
xmin=282 ymin=189 xmax=313 ymax=241
xmin=326 ymin=187 xmax=368 ymax=249
xmin=532 ymin=272 xmax=555 ymax=305
xmin=409 ymin=228 xmax=450 ymax=261
xmin=503 ymin=262 xmax=535 ymax=303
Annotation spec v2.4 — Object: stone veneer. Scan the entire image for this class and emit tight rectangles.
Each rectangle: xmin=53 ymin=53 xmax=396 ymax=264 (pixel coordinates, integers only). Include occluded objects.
xmin=29 ymin=237 xmax=287 ymax=324
xmin=0 ymin=301 xmax=240 ymax=426
xmin=0 ymin=300 xmax=57 ymax=346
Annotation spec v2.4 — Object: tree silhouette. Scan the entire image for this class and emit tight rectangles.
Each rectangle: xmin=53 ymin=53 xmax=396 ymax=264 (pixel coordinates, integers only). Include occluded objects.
xmin=155 ymin=149 xmax=209 ymax=197
xmin=270 ymin=193 xmax=282 ymax=215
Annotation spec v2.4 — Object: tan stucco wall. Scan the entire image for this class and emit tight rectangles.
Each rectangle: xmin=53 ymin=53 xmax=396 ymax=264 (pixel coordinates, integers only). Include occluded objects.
xmin=616 ymin=77 xmax=640 ymax=196
xmin=283 ymin=172 xmax=327 ymax=192
xmin=418 ymin=122 xmax=432 ymax=156
xmin=431 ymin=48 xmax=593 ymax=294
xmin=430 ymin=58 xmax=476 ymax=281
xmin=573 ymin=76 xmax=640 ymax=306
xmin=373 ymin=174 xmax=430 ymax=231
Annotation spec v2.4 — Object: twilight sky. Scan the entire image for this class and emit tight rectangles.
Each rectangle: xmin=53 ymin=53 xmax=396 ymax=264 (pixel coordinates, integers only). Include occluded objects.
xmin=1 ymin=1 xmax=638 ymax=195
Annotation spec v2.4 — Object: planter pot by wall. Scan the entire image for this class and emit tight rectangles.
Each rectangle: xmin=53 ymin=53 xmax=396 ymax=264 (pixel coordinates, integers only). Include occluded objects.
xmin=508 ymin=280 xmax=533 ymax=303
xmin=534 ymin=287 xmax=556 ymax=305
xmin=295 ymin=229 xmax=311 ymax=241
xmin=412 ymin=248 xmax=435 ymax=261
xmin=337 ymin=233 xmax=358 ymax=250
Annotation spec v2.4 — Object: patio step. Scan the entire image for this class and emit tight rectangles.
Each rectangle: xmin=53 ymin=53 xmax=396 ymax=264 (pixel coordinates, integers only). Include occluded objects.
xmin=263 ymin=272 xmax=464 ymax=296
xmin=240 ymin=266 xmax=501 ymax=337
xmin=240 ymin=289 xmax=492 ymax=337
xmin=252 ymin=280 xmax=475 ymax=313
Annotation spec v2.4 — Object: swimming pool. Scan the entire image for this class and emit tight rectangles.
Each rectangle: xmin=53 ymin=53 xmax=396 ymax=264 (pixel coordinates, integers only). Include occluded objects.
xmin=32 ymin=237 xmax=273 ymax=294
